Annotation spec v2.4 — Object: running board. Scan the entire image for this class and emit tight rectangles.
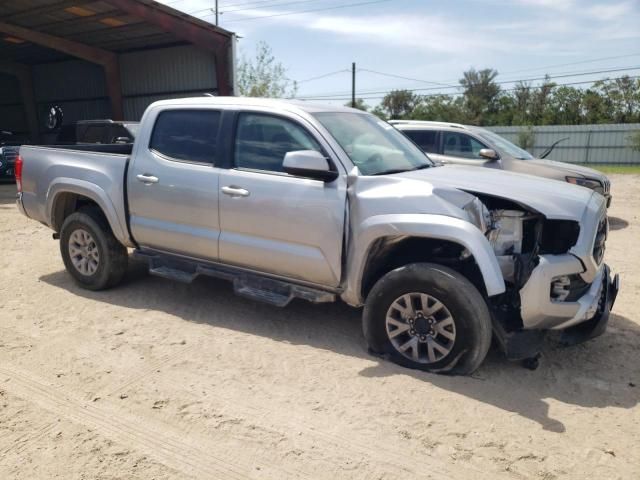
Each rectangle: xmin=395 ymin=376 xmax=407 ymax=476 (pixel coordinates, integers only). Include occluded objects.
xmin=149 ymin=266 xmax=197 ymax=284
xmin=135 ymin=250 xmax=337 ymax=308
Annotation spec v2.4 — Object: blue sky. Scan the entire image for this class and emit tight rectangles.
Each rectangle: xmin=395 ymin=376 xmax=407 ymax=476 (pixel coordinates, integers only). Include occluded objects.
xmin=159 ymin=0 xmax=640 ymax=105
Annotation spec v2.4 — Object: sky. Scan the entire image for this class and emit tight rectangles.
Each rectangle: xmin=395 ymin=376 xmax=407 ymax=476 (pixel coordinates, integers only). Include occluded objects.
xmin=158 ymin=0 xmax=640 ymax=105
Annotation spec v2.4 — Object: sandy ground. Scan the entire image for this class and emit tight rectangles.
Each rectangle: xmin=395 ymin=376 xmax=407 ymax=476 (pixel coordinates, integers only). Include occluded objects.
xmin=0 ymin=176 xmax=638 ymax=480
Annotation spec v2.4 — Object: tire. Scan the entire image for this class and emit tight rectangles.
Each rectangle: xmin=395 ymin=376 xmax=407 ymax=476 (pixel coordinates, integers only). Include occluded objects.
xmin=363 ymin=263 xmax=492 ymax=375
xmin=59 ymin=207 xmax=128 ymax=290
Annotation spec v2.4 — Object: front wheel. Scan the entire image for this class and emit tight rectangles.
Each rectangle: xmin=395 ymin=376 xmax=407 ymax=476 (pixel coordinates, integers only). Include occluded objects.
xmin=363 ymin=263 xmax=492 ymax=375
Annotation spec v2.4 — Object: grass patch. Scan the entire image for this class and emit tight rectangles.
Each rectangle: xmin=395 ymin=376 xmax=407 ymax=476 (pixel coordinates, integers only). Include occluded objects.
xmin=577 ymin=164 xmax=640 ymax=174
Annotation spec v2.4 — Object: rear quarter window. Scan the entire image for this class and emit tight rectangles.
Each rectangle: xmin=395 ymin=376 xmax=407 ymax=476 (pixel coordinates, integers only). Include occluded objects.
xmin=150 ymin=110 xmax=221 ymax=164
xmin=403 ymin=129 xmax=438 ymax=153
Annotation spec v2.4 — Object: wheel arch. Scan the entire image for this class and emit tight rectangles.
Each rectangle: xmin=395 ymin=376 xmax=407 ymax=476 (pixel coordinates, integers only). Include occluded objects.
xmin=47 ymin=180 xmax=131 ymax=246
xmin=341 ymin=214 xmax=506 ymax=306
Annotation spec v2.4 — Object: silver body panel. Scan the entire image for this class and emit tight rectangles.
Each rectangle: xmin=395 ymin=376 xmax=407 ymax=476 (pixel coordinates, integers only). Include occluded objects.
xmin=17 ymin=145 xmax=134 ymax=247
xmin=127 ymin=104 xmax=221 ymax=261
xmin=17 ymin=97 xmax=612 ymax=333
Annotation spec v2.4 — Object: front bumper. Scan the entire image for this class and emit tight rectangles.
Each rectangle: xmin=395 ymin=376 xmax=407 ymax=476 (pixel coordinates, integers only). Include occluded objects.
xmin=496 ymin=264 xmax=618 ymax=360
xmin=520 ymin=256 xmax=617 ymax=330
xmin=560 ymin=264 xmax=619 ymax=345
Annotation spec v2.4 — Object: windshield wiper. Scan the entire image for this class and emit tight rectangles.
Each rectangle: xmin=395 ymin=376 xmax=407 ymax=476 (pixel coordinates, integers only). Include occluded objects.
xmin=371 ymin=164 xmax=431 ymax=176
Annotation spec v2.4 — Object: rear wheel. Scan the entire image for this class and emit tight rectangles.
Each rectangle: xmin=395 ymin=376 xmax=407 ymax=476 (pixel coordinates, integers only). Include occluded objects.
xmin=363 ymin=263 xmax=492 ymax=375
xmin=59 ymin=208 xmax=127 ymax=290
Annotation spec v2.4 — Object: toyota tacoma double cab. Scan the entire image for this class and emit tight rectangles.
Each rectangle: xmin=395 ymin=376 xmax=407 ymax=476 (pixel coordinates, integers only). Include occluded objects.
xmin=15 ymin=98 xmax=619 ymax=374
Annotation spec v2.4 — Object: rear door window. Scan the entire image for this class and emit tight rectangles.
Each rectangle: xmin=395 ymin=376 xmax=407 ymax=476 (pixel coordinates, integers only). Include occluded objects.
xmin=403 ymin=129 xmax=438 ymax=153
xmin=150 ymin=110 xmax=221 ymax=165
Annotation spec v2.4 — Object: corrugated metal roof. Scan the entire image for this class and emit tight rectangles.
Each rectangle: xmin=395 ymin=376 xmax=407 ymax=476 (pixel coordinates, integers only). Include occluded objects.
xmin=0 ymin=0 xmax=233 ymax=64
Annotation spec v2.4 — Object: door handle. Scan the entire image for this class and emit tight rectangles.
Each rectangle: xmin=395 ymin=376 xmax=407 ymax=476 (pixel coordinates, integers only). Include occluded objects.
xmin=136 ymin=174 xmax=159 ymax=184
xmin=221 ymin=185 xmax=250 ymax=197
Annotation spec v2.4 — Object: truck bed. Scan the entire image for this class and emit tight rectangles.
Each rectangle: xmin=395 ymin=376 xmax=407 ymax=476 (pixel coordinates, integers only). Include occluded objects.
xmin=18 ymin=144 xmax=133 ymax=247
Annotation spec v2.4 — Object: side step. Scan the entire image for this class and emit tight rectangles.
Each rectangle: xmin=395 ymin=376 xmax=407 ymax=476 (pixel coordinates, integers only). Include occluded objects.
xmin=149 ymin=266 xmax=197 ymax=284
xmin=135 ymin=250 xmax=337 ymax=308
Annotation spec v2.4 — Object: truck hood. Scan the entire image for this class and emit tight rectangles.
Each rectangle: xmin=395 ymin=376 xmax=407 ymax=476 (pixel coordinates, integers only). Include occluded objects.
xmin=526 ymin=158 xmax=608 ymax=181
xmin=394 ymin=164 xmax=597 ymax=220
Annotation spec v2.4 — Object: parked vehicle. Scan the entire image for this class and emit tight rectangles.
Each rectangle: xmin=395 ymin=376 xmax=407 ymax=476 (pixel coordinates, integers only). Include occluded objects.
xmin=55 ymin=120 xmax=139 ymax=145
xmin=391 ymin=120 xmax=612 ymax=207
xmin=1 ymin=131 xmax=22 ymax=182
xmin=15 ymin=98 xmax=618 ymax=374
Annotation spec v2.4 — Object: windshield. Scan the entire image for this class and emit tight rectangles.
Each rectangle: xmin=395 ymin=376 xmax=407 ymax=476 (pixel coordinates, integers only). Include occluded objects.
xmin=477 ymin=130 xmax=534 ymax=160
xmin=313 ymin=112 xmax=433 ymax=175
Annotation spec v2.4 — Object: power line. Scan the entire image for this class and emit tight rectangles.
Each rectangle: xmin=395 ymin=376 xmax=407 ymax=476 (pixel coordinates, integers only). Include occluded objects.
xmin=296 ymin=75 xmax=640 ymax=102
xmin=497 ymin=52 xmax=640 ymax=77
xmin=296 ymin=65 xmax=640 ymax=99
xmin=357 ymin=68 xmax=457 ymax=87
xmin=297 ymin=69 xmax=352 ymax=84
xmin=190 ymin=0 xmax=320 ymax=16
xmin=218 ymin=0 xmax=393 ymax=23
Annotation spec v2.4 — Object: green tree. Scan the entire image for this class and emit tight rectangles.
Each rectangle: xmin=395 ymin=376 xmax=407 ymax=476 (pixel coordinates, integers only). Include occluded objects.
xmin=459 ymin=68 xmax=500 ymax=125
xmin=380 ymin=90 xmax=421 ymax=119
xmin=629 ymin=131 xmax=640 ymax=152
xmin=411 ymin=95 xmax=466 ymax=123
xmin=548 ymin=86 xmax=584 ymax=125
xmin=237 ymin=41 xmax=297 ymax=98
xmin=517 ymin=125 xmax=536 ymax=151
xmin=370 ymin=105 xmax=388 ymax=120
xmin=345 ymin=98 xmax=369 ymax=111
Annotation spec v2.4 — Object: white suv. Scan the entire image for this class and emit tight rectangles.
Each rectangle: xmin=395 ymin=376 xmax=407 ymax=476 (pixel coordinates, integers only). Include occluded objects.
xmin=391 ymin=120 xmax=611 ymax=206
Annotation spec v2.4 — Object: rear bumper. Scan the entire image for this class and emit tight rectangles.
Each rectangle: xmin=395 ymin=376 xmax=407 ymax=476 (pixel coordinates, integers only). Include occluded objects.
xmin=16 ymin=192 xmax=28 ymax=217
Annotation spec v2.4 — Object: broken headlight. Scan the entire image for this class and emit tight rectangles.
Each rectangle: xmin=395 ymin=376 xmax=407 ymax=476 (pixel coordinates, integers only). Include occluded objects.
xmin=463 ymin=197 xmax=491 ymax=233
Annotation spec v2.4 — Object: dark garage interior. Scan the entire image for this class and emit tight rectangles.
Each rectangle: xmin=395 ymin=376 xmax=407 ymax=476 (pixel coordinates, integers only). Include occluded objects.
xmin=0 ymin=0 xmax=236 ymax=143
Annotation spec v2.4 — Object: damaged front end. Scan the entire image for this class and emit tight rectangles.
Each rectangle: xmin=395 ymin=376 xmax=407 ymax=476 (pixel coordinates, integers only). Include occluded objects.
xmin=466 ymin=193 xmax=619 ymax=361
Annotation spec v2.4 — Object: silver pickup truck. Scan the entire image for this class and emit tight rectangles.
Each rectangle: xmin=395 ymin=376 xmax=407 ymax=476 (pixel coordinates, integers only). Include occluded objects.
xmin=15 ymin=97 xmax=619 ymax=374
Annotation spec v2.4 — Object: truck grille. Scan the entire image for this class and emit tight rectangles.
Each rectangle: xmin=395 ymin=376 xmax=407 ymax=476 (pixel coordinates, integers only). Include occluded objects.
xmin=602 ymin=178 xmax=610 ymax=194
xmin=592 ymin=215 xmax=608 ymax=265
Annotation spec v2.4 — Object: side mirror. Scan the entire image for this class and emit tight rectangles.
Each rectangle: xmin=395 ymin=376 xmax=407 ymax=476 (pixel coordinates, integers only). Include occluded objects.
xmin=479 ymin=148 xmax=498 ymax=160
xmin=283 ymin=150 xmax=338 ymax=182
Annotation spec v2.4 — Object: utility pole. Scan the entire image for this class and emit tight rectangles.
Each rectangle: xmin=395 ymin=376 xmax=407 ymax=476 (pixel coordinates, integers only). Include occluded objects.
xmin=215 ymin=0 xmax=219 ymax=26
xmin=351 ymin=62 xmax=356 ymax=108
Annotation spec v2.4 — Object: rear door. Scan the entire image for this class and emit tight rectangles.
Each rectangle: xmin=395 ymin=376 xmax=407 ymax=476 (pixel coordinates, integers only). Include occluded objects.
xmin=218 ymin=111 xmax=346 ymax=287
xmin=127 ymin=107 xmax=223 ymax=261
xmin=402 ymin=129 xmax=439 ymax=155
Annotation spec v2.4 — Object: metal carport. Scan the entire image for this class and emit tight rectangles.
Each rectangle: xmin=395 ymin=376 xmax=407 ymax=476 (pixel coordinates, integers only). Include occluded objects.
xmin=0 ymin=0 xmax=235 ymax=142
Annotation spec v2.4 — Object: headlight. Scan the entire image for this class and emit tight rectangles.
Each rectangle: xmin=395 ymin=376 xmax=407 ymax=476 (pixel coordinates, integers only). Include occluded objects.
xmin=463 ymin=197 xmax=490 ymax=233
xmin=566 ymin=176 xmax=604 ymax=194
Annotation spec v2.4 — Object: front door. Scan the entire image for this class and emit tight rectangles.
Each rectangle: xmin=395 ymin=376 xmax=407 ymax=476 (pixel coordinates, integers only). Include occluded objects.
xmin=218 ymin=111 xmax=346 ymax=287
xmin=430 ymin=131 xmax=500 ymax=169
xmin=127 ymin=108 xmax=222 ymax=261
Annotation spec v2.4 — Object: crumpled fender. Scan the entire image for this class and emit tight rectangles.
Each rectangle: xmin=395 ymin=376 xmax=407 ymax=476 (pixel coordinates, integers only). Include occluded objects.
xmin=341 ymin=213 xmax=505 ymax=306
